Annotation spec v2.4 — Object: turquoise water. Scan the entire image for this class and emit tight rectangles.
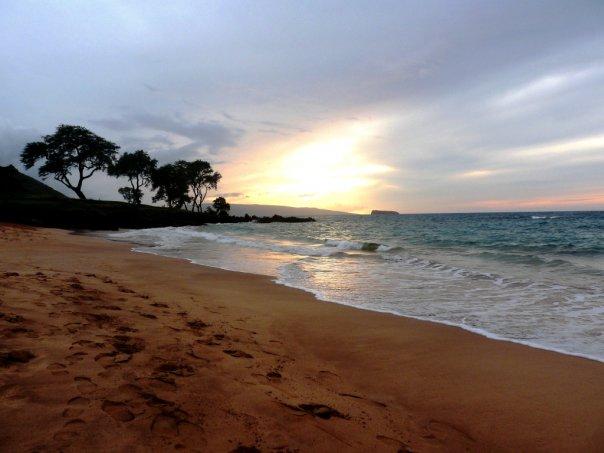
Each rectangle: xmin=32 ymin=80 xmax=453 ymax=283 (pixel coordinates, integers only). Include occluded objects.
xmin=110 ymin=211 xmax=604 ymax=361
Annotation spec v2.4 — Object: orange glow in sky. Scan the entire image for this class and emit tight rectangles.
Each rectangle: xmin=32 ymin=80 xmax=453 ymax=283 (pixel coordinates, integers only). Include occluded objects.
xmin=221 ymin=120 xmax=395 ymax=213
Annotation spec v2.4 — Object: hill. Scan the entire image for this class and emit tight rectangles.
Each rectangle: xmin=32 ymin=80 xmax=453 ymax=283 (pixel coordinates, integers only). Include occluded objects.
xmin=0 ymin=165 xmax=66 ymax=200
xmin=0 ymin=165 xmax=314 ymax=230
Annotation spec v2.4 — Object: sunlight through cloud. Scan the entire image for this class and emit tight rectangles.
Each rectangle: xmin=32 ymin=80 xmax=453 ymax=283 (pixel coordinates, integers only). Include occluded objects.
xmin=237 ymin=120 xmax=395 ymax=211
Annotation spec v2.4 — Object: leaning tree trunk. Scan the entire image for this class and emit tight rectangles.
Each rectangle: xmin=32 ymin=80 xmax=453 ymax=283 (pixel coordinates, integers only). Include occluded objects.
xmin=73 ymin=188 xmax=87 ymax=200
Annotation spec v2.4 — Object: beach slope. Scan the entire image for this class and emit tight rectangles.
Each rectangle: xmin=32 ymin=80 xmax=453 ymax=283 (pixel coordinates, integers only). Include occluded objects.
xmin=0 ymin=224 xmax=602 ymax=451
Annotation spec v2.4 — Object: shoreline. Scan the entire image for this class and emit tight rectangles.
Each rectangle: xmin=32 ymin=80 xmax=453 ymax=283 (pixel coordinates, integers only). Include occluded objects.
xmin=111 ymin=233 xmax=604 ymax=364
xmin=1 ymin=224 xmax=603 ymax=451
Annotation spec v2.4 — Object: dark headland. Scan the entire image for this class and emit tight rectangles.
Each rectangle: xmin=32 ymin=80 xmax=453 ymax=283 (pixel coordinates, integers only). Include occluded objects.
xmin=0 ymin=165 xmax=314 ymax=230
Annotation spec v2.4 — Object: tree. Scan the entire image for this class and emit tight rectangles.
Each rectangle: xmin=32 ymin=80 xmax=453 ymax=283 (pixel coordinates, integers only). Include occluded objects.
xmin=118 ymin=187 xmax=142 ymax=205
xmin=212 ymin=196 xmax=231 ymax=217
xmin=108 ymin=150 xmax=157 ymax=205
xmin=21 ymin=124 xmax=119 ymax=200
xmin=178 ymin=160 xmax=221 ymax=212
xmin=150 ymin=163 xmax=191 ymax=209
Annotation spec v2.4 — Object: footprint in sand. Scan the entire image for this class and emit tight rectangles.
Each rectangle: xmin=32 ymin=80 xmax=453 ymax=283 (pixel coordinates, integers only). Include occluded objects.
xmin=2 ymin=313 xmax=25 ymax=323
xmin=188 ymin=344 xmax=212 ymax=362
xmin=137 ymin=376 xmax=177 ymax=392
xmin=112 ymin=335 xmax=145 ymax=354
xmin=0 ymin=383 xmax=28 ymax=400
xmin=3 ymin=272 xmax=20 ymax=278
xmin=53 ymin=430 xmax=79 ymax=443
xmin=94 ymin=305 xmax=122 ymax=311
xmin=151 ymin=409 xmax=203 ymax=438
xmin=155 ymin=361 xmax=195 ymax=377
xmin=223 ymin=349 xmax=253 ymax=359
xmin=0 ymin=349 xmax=35 ymax=367
xmin=139 ymin=390 xmax=175 ymax=409
xmin=231 ymin=446 xmax=261 ymax=453
xmin=74 ymin=376 xmax=98 ymax=394
xmin=281 ymin=402 xmax=348 ymax=420
xmin=95 ymin=350 xmax=132 ymax=368
xmin=118 ymin=286 xmax=135 ymax=294
xmin=197 ymin=337 xmax=220 ymax=346
xmin=376 ymin=435 xmax=413 ymax=452
xmin=64 ymin=414 xmax=88 ymax=427
xmin=116 ymin=325 xmax=138 ymax=333
xmin=187 ymin=320 xmax=209 ymax=329
xmin=53 ymin=419 xmax=87 ymax=445
xmin=139 ymin=312 xmax=157 ymax=319
xmin=111 ymin=383 xmax=143 ymax=401
xmin=47 ymin=362 xmax=69 ymax=376
xmin=62 ymin=406 xmax=85 ymax=418
xmin=68 ymin=396 xmax=91 ymax=405
xmin=102 ymin=400 xmax=135 ymax=422
xmin=266 ymin=371 xmax=282 ymax=380
xmin=71 ymin=339 xmax=105 ymax=349
xmin=64 ymin=321 xmax=93 ymax=334
xmin=83 ymin=313 xmax=115 ymax=327
xmin=65 ymin=351 xmax=88 ymax=364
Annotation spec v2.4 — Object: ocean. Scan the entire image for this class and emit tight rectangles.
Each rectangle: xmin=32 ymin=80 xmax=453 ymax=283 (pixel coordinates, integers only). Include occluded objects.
xmin=108 ymin=211 xmax=604 ymax=362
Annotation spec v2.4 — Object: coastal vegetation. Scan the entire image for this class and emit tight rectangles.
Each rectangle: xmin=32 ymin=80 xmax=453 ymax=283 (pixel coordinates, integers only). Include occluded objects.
xmin=20 ymin=124 xmax=226 ymax=212
xmin=21 ymin=124 xmax=119 ymax=201
xmin=107 ymin=150 xmax=157 ymax=206
xmin=0 ymin=124 xmax=314 ymax=229
xmin=209 ymin=196 xmax=231 ymax=217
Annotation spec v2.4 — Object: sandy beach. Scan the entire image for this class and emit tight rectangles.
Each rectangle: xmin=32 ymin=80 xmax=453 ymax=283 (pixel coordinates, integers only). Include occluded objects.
xmin=0 ymin=223 xmax=602 ymax=452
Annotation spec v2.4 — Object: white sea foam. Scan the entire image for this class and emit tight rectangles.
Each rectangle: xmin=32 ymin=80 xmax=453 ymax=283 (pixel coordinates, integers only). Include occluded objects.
xmin=107 ymin=220 xmax=604 ymax=363
xmin=274 ymin=265 xmax=604 ymax=363
xmin=111 ymin=226 xmax=342 ymax=257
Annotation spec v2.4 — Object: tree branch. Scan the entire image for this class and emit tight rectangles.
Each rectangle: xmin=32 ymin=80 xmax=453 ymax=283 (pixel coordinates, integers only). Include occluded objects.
xmin=82 ymin=170 xmax=96 ymax=180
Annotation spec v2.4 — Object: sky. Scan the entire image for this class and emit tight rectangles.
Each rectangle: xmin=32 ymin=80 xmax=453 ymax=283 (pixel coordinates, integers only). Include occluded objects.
xmin=1 ymin=0 xmax=603 ymax=213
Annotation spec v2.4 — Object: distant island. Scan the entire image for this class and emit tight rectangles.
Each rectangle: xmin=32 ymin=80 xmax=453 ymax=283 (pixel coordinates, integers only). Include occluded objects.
xmin=371 ymin=210 xmax=399 ymax=215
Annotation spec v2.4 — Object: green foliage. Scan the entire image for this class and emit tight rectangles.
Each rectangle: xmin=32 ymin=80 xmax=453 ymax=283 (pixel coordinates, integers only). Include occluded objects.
xmin=212 ymin=196 xmax=231 ymax=216
xmin=108 ymin=150 xmax=157 ymax=204
xmin=151 ymin=163 xmax=191 ymax=209
xmin=177 ymin=159 xmax=222 ymax=212
xmin=21 ymin=124 xmax=119 ymax=200
xmin=150 ymin=160 xmax=221 ymax=211
xmin=118 ymin=187 xmax=143 ymax=204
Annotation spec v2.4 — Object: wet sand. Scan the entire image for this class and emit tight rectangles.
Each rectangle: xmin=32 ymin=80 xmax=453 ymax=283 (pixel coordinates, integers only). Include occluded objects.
xmin=0 ymin=223 xmax=603 ymax=452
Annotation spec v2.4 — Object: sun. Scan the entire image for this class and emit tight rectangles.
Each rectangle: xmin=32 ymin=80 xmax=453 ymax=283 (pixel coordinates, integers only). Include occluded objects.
xmin=236 ymin=120 xmax=394 ymax=211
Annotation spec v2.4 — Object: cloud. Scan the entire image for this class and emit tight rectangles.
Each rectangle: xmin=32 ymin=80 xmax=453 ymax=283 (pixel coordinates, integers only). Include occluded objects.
xmin=507 ymin=133 xmax=604 ymax=159
xmin=494 ymin=66 xmax=604 ymax=107
xmin=258 ymin=120 xmax=307 ymax=133
xmin=258 ymin=129 xmax=291 ymax=136
xmin=468 ymin=192 xmax=604 ymax=211
xmin=455 ymin=169 xmax=498 ymax=179
xmin=0 ymin=122 xmax=40 ymax=166
xmin=221 ymin=111 xmax=308 ymax=134
xmin=93 ymin=112 xmax=244 ymax=156
xmin=1 ymin=1 xmax=603 ymax=211
xmin=219 ymin=192 xmax=247 ymax=199
xmin=118 ymin=134 xmax=173 ymax=150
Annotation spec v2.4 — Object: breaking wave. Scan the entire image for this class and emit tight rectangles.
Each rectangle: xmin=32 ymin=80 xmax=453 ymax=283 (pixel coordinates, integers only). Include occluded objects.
xmin=107 ymin=211 xmax=604 ymax=362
